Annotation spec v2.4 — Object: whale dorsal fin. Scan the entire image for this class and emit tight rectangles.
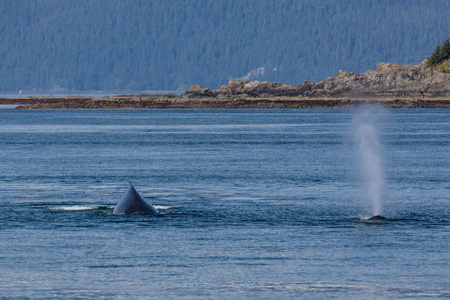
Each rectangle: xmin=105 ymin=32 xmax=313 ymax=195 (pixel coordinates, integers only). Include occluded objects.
xmin=113 ymin=182 xmax=158 ymax=215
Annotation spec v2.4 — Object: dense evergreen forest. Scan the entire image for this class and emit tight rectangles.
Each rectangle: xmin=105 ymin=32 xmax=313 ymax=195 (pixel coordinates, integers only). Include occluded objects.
xmin=0 ymin=0 xmax=449 ymax=92
xmin=428 ymin=38 xmax=450 ymax=67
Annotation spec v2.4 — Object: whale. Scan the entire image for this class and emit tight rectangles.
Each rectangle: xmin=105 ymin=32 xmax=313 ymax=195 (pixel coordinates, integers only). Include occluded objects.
xmin=113 ymin=182 xmax=158 ymax=215
xmin=368 ymin=215 xmax=387 ymax=220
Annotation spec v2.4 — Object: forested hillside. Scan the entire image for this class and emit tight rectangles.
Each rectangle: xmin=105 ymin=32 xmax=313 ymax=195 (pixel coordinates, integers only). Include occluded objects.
xmin=0 ymin=0 xmax=449 ymax=92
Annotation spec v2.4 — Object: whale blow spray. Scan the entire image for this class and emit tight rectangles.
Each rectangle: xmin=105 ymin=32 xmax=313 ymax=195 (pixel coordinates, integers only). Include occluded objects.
xmin=353 ymin=106 xmax=386 ymax=216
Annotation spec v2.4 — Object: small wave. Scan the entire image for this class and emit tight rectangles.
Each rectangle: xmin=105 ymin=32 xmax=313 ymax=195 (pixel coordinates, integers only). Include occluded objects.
xmin=154 ymin=205 xmax=183 ymax=210
xmin=47 ymin=205 xmax=114 ymax=211
xmin=47 ymin=205 xmax=182 ymax=211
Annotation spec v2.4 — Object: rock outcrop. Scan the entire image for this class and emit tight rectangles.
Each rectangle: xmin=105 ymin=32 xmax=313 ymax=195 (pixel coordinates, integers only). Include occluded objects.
xmin=2 ymin=60 xmax=450 ymax=109
xmin=184 ymin=60 xmax=450 ymax=99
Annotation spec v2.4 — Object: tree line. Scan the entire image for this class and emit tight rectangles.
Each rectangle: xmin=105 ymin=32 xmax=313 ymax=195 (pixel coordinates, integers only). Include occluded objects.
xmin=0 ymin=0 xmax=449 ymax=92
xmin=428 ymin=38 xmax=450 ymax=66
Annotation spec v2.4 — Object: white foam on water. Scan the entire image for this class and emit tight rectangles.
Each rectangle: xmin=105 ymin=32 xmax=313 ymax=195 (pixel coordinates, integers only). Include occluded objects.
xmin=47 ymin=205 xmax=182 ymax=211
xmin=48 ymin=205 xmax=114 ymax=211
xmin=154 ymin=205 xmax=183 ymax=210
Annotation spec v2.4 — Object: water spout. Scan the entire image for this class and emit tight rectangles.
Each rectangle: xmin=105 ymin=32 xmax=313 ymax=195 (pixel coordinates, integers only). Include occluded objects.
xmin=353 ymin=106 xmax=386 ymax=217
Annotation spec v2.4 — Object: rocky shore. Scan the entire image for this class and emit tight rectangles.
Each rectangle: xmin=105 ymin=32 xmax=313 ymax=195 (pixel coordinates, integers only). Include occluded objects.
xmin=1 ymin=95 xmax=449 ymax=109
xmin=1 ymin=60 xmax=449 ymax=109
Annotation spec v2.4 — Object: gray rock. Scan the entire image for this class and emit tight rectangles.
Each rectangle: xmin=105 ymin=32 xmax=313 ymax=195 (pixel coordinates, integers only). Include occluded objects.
xmin=183 ymin=60 xmax=450 ymax=98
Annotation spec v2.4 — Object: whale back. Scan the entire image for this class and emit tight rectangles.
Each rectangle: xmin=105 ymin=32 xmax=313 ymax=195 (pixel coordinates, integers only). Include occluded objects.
xmin=113 ymin=182 xmax=158 ymax=215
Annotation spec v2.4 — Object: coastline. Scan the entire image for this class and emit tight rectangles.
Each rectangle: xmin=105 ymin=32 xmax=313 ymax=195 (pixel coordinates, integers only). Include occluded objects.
xmin=1 ymin=95 xmax=449 ymax=109
xmin=2 ymin=60 xmax=449 ymax=109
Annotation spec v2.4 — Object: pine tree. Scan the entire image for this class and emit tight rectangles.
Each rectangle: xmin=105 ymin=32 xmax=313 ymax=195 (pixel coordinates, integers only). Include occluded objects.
xmin=439 ymin=38 xmax=450 ymax=62
xmin=428 ymin=38 xmax=450 ymax=66
xmin=428 ymin=44 xmax=441 ymax=66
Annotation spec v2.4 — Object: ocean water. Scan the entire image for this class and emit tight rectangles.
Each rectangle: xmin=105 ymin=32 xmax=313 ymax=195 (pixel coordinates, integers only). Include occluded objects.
xmin=0 ymin=109 xmax=448 ymax=299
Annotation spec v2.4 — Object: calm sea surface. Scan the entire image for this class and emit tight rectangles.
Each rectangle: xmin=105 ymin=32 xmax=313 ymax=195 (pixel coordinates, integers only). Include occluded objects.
xmin=0 ymin=109 xmax=449 ymax=299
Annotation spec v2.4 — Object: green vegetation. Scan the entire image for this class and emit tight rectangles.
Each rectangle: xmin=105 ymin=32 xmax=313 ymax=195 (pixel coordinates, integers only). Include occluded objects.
xmin=0 ymin=0 xmax=449 ymax=92
xmin=428 ymin=38 xmax=450 ymax=71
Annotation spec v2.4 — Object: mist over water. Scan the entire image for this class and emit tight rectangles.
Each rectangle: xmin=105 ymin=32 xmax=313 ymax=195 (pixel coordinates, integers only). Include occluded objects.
xmin=353 ymin=106 xmax=387 ymax=216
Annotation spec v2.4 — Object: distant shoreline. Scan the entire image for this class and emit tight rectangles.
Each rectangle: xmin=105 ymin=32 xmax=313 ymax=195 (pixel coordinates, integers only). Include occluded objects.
xmin=1 ymin=95 xmax=449 ymax=109
xmin=2 ymin=60 xmax=449 ymax=109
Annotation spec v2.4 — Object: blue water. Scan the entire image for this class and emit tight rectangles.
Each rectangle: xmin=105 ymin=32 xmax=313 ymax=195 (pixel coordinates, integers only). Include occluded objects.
xmin=0 ymin=109 xmax=449 ymax=299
